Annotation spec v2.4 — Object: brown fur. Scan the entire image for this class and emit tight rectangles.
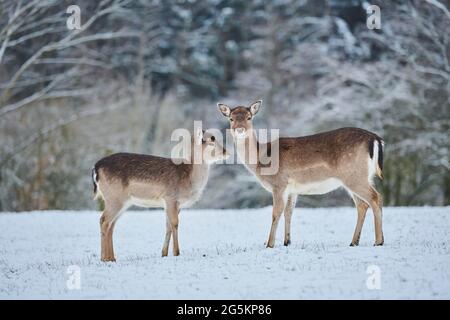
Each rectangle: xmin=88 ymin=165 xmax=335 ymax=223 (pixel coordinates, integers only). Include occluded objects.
xmin=218 ymin=101 xmax=384 ymax=248
xmin=93 ymin=132 xmax=228 ymax=262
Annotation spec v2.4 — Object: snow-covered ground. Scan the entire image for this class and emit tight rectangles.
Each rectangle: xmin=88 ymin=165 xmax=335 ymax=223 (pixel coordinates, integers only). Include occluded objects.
xmin=0 ymin=207 xmax=449 ymax=299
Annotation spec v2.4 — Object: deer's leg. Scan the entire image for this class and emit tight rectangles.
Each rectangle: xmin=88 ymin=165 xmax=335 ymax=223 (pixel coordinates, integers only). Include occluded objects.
xmin=284 ymin=194 xmax=297 ymax=246
xmin=165 ymin=200 xmax=180 ymax=256
xmin=370 ymin=187 xmax=384 ymax=246
xmin=104 ymin=221 xmax=116 ymax=261
xmin=161 ymin=216 xmax=172 ymax=257
xmin=350 ymin=195 xmax=369 ymax=246
xmin=345 ymin=183 xmax=384 ymax=246
xmin=100 ymin=201 xmax=125 ymax=262
xmin=100 ymin=214 xmax=108 ymax=261
xmin=267 ymin=190 xmax=286 ymax=248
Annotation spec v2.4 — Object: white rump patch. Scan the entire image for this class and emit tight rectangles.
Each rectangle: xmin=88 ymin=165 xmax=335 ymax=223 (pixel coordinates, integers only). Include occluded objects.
xmin=95 ymin=178 xmax=104 ymax=201
xmin=287 ymin=178 xmax=343 ymax=195
xmin=368 ymin=140 xmax=379 ymax=185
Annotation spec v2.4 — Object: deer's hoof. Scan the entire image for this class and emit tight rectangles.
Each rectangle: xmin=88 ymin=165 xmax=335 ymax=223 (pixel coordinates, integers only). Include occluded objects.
xmin=101 ymin=257 xmax=116 ymax=262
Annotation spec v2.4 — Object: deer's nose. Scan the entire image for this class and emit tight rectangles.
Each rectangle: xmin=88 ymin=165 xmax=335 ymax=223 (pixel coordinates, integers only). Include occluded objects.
xmin=235 ymin=128 xmax=246 ymax=135
xmin=223 ymin=148 xmax=230 ymax=159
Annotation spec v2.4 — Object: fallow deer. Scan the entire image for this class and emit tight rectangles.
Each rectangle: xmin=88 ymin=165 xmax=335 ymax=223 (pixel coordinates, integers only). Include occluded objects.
xmin=92 ymin=129 xmax=229 ymax=262
xmin=218 ymin=100 xmax=384 ymax=248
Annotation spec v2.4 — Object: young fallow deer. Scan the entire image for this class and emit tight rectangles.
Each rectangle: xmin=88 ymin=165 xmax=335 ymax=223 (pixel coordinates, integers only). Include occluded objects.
xmin=218 ymin=100 xmax=384 ymax=248
xmin=92 ymin=129 xmax=229 ymax=262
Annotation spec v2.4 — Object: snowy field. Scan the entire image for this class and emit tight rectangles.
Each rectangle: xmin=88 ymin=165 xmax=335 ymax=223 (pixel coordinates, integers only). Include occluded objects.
xmin=0 ymin=207 xmax=449 ymax=299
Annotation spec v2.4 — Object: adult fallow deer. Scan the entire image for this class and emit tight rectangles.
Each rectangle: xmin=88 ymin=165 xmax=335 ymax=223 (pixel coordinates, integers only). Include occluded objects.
xmin=218 ymin=100 xmax=384 ymax=248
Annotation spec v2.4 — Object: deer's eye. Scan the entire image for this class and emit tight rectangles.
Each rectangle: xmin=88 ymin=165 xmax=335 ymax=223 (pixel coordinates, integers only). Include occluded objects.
xmin=247 ymin=117 xmax=251 ymax=120
xmin=210 ymin=136 xmax=215 ymax=142
xmin=230 ymin=118 xmax=234 ymax=122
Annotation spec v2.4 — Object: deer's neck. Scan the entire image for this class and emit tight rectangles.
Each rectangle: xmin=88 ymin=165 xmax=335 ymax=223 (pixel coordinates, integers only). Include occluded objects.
xmin=189 ymin=162 xmax=210 ymax=192
xmin=235 ymin=131 xmax=259 ymax=175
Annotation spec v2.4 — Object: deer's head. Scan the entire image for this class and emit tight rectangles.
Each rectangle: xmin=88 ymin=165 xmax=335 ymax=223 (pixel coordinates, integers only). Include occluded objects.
xmin=194 ymin=129 xmax=229 ymax=164
xmin=217 ymin=100 xmax=262 ymax=139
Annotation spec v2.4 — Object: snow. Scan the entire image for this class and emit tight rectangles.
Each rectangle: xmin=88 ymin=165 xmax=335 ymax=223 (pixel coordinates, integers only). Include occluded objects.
xmin=0 ymin=207 xmax=449 ymax=299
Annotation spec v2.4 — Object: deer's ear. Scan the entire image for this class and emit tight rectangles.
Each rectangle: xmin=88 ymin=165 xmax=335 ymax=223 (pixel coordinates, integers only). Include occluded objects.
xmin=195 ymin=128 xmax=203 ymax=145
xmin=249 ymin=100 xmax=262 ymax=116
xmin=217 ymin=103 xmax=231 ymax=117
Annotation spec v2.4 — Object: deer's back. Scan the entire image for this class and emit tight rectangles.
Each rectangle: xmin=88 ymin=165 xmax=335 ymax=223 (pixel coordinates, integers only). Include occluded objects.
xmin=278 ymin=127 xmax=381 ymax=166
xmin=95 ymin=152 xmax=189 ymax=186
